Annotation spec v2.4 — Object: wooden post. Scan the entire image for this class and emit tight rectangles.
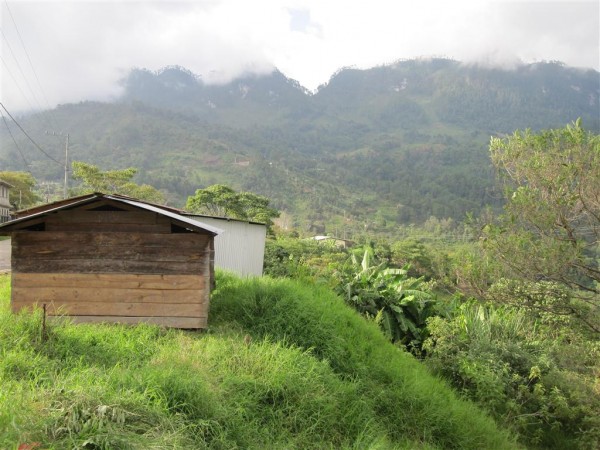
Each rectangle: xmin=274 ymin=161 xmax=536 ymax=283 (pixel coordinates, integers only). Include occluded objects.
xmin=41 ymin=303 xmax=47 ymax=342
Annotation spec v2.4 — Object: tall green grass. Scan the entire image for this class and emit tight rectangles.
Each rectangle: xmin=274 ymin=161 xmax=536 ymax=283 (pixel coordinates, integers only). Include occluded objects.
xmin=210 ymin=272 xmax=518 ymax=449
xmin=0 ymin=273 xmax=517 ymax=449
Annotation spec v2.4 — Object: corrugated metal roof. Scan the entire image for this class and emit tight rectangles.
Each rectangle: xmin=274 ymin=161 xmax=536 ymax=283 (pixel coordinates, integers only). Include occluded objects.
xmin=0 ymin=196 xmax=104 ymax=230
xmin=0 ymin=193 xmax=223 ymax=235
xmin=184 ymin=213 xmax=266 ymax=226
xmin=14 ymin=192 xmax=185 ymax=218
xmin=106 ymin=195 xmax=223 ymax=235
xmin=14 ymin=193 xmax=99 ymax=217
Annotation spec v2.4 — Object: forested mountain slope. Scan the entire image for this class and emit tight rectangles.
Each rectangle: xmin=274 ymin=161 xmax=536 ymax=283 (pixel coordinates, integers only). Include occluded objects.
xmin=1 ymin=59 xmax=598 ymax=234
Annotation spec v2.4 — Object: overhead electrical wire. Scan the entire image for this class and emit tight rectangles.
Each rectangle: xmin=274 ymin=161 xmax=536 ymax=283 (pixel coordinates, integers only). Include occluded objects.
xmin=2 ymin=0 xmax=60 ymax=129
xmin=0 ymin=101 xmax=62 ymax=165
xmin=0 ymin=109 xmax=31 ymax=171
xmin=0 ymin=54 xmax=37 ymax=112
xmin=0 ymin=28 xmax=44 ymax=110
xmin=0 ymin=41 xmax=56 ymax=131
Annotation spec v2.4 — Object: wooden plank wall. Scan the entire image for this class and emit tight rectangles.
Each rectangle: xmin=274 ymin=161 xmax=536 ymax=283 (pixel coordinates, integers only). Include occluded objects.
xmin=11 ymin=208 xmax=214 ymax=328
xmin=12 ymin=231 xmax=210 ymax=274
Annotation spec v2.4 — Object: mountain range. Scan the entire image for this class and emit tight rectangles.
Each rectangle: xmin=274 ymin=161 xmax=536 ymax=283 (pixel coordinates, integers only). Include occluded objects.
xmin=1 ymin=58 xmax=598 ymax=236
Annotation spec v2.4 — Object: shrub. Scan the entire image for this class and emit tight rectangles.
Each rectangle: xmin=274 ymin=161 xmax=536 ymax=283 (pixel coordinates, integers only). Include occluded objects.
xmin=334 ymin=249 xmax=439 ymax=352
xmin=263 ymin=236 xmax=347 ymax=282
xmin=424 ymin=302 xmax=600 ymax=449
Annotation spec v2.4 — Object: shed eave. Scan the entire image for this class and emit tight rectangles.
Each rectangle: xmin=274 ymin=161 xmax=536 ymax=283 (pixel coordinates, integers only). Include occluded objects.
xmin=0 ymin=196 xmax=103 ymax=234
xmin=0 ymin=193 xmax=224 ymax=236
xmin=183 ymin=213 xmax=266 ymax=227
xmin=107 ymin=196 xmax=223 ymax=236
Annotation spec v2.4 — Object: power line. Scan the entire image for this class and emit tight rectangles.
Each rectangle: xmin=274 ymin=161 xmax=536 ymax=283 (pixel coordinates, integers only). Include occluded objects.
xmin=2 ymin=0 xmax=60 ymax=128
xmin=0 ymin=27 xmax=44 ymax=111
xmin=0 ymin=109 xmax=31 ymax=171
xmin=0 ymin=54 xmax=36 ymax=111
xmin=0 ymin=101 xmax=62 ymax=165
xmin=1 ymin=26 xmax=56 ymax=131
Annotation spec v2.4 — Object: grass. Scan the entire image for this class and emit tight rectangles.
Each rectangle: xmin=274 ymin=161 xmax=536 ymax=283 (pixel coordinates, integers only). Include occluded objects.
xmin=0 ymin=272 xmax=518 ymax=449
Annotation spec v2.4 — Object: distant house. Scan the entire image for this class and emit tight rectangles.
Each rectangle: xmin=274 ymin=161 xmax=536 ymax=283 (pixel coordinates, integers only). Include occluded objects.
xmin=184 ymin=214 xmax=267 ymax=277
xmin=0 ymin=180 xmax=12 ymax=223
xmin=0 ymin=193 xmax=222 ymax=328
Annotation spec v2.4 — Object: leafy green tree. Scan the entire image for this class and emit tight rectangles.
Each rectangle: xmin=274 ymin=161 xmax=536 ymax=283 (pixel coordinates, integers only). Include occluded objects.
xmin=186 ymin=184 xmax=279 ymax=231
xmin=0 ymin=171 xmax=41 ymax=209
xmin=391 ymin=239 xmax=434 ymax=279
xmin=71 ymin=161 xmax=164 ymax=203
xmin=484 ymin=120 xmax=599 ymax=333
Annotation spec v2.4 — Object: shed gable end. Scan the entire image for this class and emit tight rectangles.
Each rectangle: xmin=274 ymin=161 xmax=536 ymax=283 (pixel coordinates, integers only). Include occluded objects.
xmin=4 ymin=195 xmax=218 ymax=329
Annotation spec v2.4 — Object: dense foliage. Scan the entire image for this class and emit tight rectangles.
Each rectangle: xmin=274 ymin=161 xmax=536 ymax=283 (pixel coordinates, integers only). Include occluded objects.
xmin=263 ymin=235 xmax=348 ymax=281
xmin=424 ymin=303 xmax=600 ymax=449
xmin=262 ymin=232 xmax=600 ymax=449
xmin=335 ymin=248 xmax=439 ymax=352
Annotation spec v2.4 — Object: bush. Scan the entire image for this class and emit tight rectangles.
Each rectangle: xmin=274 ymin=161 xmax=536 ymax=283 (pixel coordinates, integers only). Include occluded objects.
xmin=334 ymin=249 xmax=439 ymax=352
xmin=263 ymin=236 xmax=347 ymax=282
xmin=424 ymin=302 xmax=600 ymax=449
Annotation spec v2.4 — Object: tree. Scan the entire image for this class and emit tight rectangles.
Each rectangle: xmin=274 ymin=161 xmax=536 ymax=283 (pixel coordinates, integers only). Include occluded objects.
xmin=0 ymin=171 xmax=41 ymax=209
xmin=483 ymin=120 xmax=599 ymax=333
xmin=71 ymin=161 xmax=164 ymax=204
xmin=186 ymin=184 xmax=279 ymax=231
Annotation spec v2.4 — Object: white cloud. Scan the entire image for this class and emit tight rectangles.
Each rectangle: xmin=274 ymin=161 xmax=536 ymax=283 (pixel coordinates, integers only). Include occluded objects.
xmin=1 ymin=0 xmax=598 ymax=111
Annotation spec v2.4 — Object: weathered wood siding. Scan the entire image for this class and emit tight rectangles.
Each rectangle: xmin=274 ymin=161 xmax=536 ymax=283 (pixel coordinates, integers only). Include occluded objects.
xmin=12 ymin=232 xmax=210 ymax=274
xmin=10 ymin=208 xmax=213 ymax=328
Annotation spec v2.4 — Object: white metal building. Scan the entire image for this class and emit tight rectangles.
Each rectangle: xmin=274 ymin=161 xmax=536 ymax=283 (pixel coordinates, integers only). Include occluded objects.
xmin=185 ymin=214 xmax=267 ymax=277
xmin=0 ymin=180 xmax=12 ymax=223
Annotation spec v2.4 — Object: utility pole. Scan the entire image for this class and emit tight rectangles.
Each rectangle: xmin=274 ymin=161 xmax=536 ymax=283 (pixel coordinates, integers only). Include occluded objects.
xmin=63 ymin=133 xmax=69 ymax=198
xmin=45 ymin=131 xmax=70 ymax=199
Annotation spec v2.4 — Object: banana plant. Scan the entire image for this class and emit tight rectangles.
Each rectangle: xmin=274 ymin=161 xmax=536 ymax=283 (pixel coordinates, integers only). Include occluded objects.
xmin=338 ymin=248 xmax=437 ymax=353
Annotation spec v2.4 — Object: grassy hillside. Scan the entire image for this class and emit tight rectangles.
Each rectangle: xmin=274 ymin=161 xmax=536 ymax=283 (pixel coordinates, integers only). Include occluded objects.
xmin=0 ymin=273 xmax=518 ymax=449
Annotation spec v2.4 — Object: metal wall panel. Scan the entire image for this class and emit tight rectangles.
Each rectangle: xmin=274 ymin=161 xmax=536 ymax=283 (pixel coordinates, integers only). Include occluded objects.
xmin=189 ymin=217 xmax=266 ymax=277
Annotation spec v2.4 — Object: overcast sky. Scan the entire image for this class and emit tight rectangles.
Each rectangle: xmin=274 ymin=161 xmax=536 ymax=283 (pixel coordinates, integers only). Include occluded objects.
xmin=1 ymin=0 xmax=599 ymax=112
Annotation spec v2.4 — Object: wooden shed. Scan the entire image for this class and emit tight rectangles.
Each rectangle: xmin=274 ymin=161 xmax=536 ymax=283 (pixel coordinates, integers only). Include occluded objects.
xmin=0 ymin=193 xmax=222 ymax=328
